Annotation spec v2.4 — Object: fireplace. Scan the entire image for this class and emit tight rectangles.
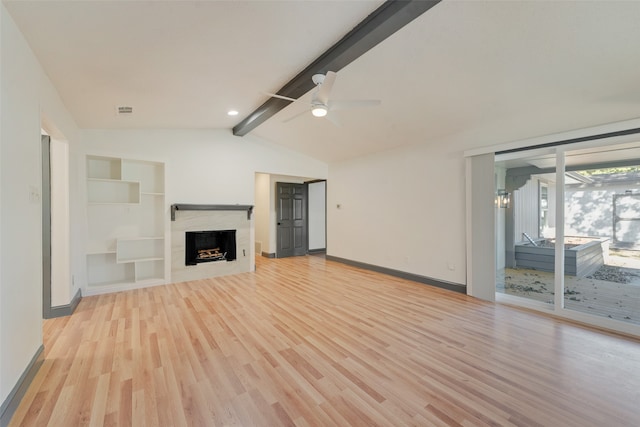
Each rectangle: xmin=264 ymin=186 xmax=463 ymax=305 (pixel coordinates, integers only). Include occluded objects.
xmin=185 ymin=230 xmax=236 ymax=265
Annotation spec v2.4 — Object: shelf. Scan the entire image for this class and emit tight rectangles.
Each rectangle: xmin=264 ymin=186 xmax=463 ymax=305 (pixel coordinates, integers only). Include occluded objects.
xmin=87 ymin=253 xmax=135 ymax=286
xmin=136 ymin=260 xmax=165 ymax=281
xmin=87 ymin=250 xmax=117 ymax=256
xmin=137 ymin=256 xmax=164 ymax=262
xmin=116 ymin=237 xmax=164 ymax=264
xmin=87 ymin=238 xmax=117 ymax=255
xmin=117 ymin=236 xmax=163 ymax=241
xmin=86 ymin=155 xmax=166 ymax=291
xmin=122 ymin=160 xmax=164 ymax=194
xmin=117 ymin=256 xmax=164 ymax=264
xmin=88 ymin=202 xmax=141 ymax=206
xmin=88 ymin=179 xmax=140 ymax=204
xmin=86 ymin=253 xmax=164 ymax=286
xmin=87 ymin=156 xmax=121 ymax=180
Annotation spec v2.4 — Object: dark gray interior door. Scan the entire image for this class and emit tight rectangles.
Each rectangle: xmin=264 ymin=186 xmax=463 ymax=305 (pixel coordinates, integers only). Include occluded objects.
xmin=276 ymin=182 xmax=307 ymax=258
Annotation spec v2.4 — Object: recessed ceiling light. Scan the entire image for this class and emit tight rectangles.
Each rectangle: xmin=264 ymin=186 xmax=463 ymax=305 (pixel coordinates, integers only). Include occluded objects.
xmin=227 ymin=110 xmax=239 ymax=116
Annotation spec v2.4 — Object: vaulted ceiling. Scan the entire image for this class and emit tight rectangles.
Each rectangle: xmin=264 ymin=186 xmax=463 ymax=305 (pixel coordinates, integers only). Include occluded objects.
xmin=5 ymin=0 xmax=640 ymax=162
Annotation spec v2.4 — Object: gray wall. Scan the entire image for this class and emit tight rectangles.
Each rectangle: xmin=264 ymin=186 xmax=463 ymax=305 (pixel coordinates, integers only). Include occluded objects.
xmin=566 ymin=183 xmax=640 ymax=242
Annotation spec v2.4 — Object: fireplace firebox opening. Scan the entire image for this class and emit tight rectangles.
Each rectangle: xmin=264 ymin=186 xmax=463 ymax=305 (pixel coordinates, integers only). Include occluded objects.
xmin=185 ymin=230 xmax=236 ymax=265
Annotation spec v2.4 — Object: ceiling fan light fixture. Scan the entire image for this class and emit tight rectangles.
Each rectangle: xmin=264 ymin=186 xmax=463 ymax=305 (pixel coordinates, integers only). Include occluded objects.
xmin=311 ymin=105 xmax=328 ymax=117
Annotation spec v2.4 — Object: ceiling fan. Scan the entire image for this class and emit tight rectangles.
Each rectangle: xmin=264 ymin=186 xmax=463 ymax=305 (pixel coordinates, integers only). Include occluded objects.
xmin=266 ymin=71 xmax=381 ymax=124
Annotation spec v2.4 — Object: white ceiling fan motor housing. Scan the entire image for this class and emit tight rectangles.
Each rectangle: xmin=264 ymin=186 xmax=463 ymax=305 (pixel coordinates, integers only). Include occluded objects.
xmin=312 ymin=74 xmax=326 ymax=86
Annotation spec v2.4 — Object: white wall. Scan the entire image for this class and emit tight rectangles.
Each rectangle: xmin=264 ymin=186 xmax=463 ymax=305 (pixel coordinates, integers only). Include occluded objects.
xmin=467 ymin=154 xmax=496 ymax=301
xmin=328 ymin=140 xmax=466 ymax=285
xmin=1 ymin=5 xmax=45 ymax=405
xmin=254 ymin=173 xmax=271 ymax=256
xmin=0 ymin=4 xmax=4 ymax=402
xmin=77 ymin=130 xmax=328 ymax=286
xmin=565 ymin=183 xmax=640 ymax=240
xmin=547 ymin=184 xmax=556 ymax=236
xmin=308 ymin=181 xmax=326 ymax=250
xmin=1 ymin=4 xmax=79 ymax=406
xmin=50 ymin=139 xmax=71 ymax=306
xmin=81 ymin=130 xmax=326 ymax=205
xmin=513 ymin=177 xmax=541 ymax=242
xmin=495 ymin=167 xmax=506 ymax=269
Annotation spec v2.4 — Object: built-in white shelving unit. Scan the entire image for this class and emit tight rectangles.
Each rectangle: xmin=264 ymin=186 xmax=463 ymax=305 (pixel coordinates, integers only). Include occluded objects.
xmin=87 ymin=179 xmax=140 ymax=204
xmin=116 ymin=237 xmax=164 ymax=263
xmin=86 ymin=155 xmax=166 ymax=294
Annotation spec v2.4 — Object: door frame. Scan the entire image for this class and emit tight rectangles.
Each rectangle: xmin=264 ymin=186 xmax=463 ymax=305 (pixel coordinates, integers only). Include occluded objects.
xmin=42 ymin=134 xmax=80 ymax=318
xmin=42 ymin=135 xmax=53 ymax=318
xmin=306 ymin=179 xmax=327 ymax=254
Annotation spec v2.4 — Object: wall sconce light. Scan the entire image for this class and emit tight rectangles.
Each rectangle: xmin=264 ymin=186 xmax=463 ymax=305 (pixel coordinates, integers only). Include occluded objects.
xmin=496 ymin=189 xmax=510 ymax=209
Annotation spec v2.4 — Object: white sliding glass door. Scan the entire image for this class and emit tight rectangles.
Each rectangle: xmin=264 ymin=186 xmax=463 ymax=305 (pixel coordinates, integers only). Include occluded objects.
xmin=561 ymin=144 xmax=640 ymax=326
xmin=495 ymin=148 xmax=557 ymax=308
xmin=490 ymin=141 xmax=640 ymax=335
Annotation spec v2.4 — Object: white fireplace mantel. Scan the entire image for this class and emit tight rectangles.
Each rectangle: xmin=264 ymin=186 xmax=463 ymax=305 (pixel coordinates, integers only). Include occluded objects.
xmin=171 ymin=204 xmax=253 ymax=221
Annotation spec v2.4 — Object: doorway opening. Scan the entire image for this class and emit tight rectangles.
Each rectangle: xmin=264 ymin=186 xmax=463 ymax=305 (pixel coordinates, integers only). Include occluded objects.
xmin=42 ymin=126 xmax=78 ymax=319
xmin=253 ymin=173 xmax=326 ymax=259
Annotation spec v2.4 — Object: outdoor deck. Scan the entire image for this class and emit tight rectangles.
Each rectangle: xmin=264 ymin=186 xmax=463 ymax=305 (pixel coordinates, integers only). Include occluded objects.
xmin=497 ymin=250 xmax=640 ymax=325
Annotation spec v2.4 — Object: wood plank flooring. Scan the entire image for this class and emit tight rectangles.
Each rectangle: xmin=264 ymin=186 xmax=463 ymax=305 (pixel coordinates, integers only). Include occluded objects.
xmin=9 ymin=255 xmax=640 ymax=426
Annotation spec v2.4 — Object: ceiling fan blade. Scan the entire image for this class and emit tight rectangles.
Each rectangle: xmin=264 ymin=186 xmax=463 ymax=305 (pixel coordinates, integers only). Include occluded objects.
xmin=282 ymin=109 xmax=342 ymax=125
xmin=264 ymin=92 xmax=297 ymax=102
xmin=282 ymin=109 xmax=309 ymax=123
xmin=316 ymin=71 xmax=337 ymax=105
xmin=329 ymin=99 xmax=381 ymax=111
xmin=325 ymin=112 xmax=342 ymax=127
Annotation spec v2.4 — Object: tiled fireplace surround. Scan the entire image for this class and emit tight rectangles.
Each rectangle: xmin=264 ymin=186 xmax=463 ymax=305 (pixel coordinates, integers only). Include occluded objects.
xmin=171 ymin=209 xmax=252 ymax=283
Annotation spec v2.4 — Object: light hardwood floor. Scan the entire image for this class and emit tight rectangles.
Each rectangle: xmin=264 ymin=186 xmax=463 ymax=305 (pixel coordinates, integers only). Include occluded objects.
xmin=9 ymin=255 xmax=640 ymax=426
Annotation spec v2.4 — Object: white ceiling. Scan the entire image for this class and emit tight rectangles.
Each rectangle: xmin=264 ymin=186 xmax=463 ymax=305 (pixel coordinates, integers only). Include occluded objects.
xmin=5 ymin=0 xmax=640 ymax=163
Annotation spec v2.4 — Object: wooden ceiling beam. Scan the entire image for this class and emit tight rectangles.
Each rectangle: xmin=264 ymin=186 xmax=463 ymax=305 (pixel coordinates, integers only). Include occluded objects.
xmin=232 ymin=0 xmax=441 ymax=137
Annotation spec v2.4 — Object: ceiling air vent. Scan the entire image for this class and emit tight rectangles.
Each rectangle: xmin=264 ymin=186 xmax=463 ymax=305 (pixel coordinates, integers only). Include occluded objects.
xmin=116 ymin=106 xmax=133 ymax=115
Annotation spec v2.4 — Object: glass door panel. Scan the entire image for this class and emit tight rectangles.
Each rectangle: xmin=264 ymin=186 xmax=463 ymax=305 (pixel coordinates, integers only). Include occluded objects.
xmin=563 ymin=146 xmax=640 ymax=325
xmin=495 ymin=152 xmax=556 ymax=306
